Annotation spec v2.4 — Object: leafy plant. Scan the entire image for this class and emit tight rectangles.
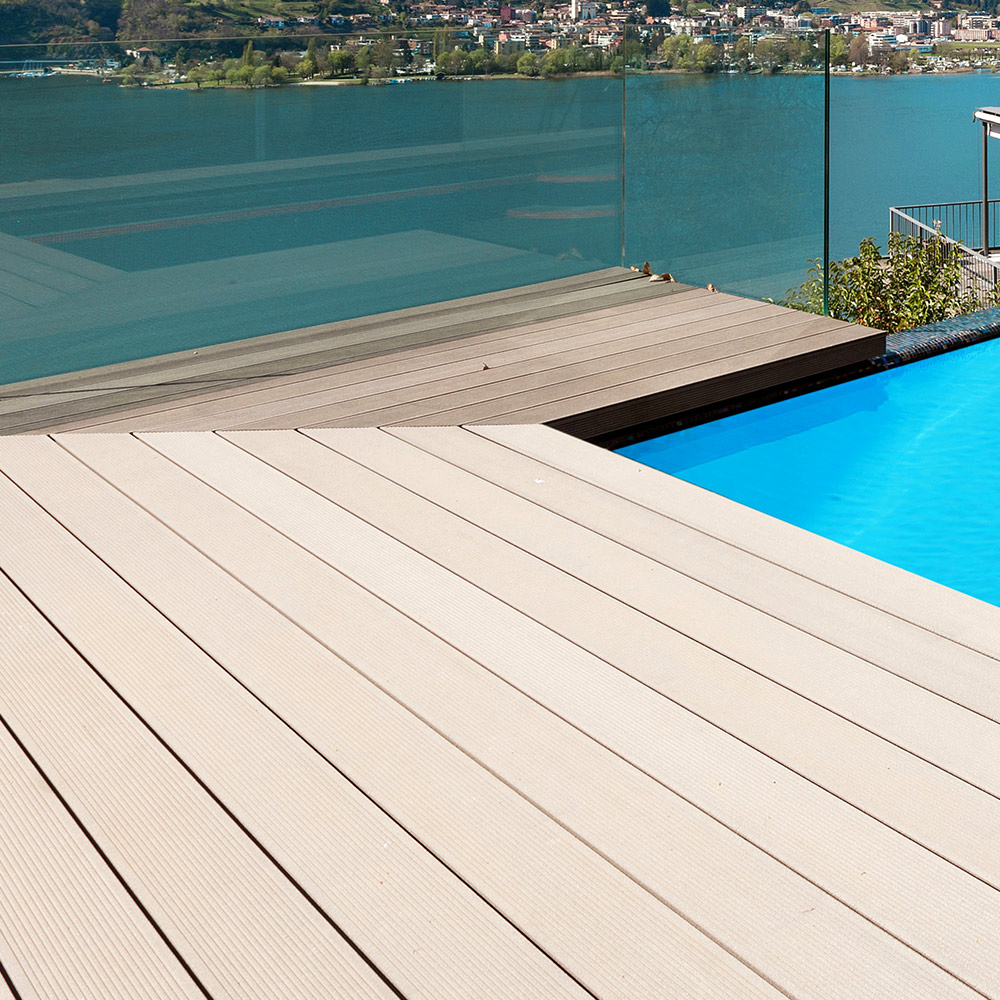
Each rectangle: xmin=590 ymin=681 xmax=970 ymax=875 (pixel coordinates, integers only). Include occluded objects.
xmin=777 ymin=231 xmax=987 ymax=333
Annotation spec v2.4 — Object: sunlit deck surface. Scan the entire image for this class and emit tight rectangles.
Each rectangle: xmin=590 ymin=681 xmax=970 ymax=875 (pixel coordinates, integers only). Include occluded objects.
xmin=2 ymin=271 xmax=999 ymax=1000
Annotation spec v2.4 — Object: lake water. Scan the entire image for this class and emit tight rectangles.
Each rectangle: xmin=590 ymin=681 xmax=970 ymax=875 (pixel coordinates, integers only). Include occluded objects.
xmin=2 ymin=71 xmax=1000 ymax=380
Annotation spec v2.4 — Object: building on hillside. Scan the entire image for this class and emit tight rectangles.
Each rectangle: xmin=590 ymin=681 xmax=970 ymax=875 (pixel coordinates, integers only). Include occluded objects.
xmin=495 ymin=32 xmax=527 ymax=52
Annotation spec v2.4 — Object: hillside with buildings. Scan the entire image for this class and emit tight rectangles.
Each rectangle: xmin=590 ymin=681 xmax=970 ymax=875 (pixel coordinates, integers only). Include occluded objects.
xmin=3 ymin=0 xmax=1000 ymax=76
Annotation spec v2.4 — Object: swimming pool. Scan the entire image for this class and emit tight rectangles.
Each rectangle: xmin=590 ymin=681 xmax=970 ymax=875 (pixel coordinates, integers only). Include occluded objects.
xmin=617 ymin=337 xmax=1000 ymax=606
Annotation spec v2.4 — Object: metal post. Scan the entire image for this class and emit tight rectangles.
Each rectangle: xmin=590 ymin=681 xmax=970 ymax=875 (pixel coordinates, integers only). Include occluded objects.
xmin=621 ymin=47 xmax=626 ymax=269
xmin=823 ymin=30 xmax=830 ymax=317
xmin=983 ymin=119 xmax=990 ymax=256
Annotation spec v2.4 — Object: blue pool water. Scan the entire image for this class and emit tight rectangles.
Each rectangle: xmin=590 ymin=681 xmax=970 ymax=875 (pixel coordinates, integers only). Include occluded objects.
xmin=617 ymin=339 xmax=1000 ymax=605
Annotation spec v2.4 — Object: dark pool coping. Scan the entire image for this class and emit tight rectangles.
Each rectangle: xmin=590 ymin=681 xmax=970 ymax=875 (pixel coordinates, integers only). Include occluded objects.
xmin=597 ymin=306 xmax=1000 ymax=451
xmin=882 ymin=305 xmax=1000 ymax=367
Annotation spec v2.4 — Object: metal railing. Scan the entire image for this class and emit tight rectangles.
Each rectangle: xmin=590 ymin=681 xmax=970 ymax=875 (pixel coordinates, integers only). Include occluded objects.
xmin=890 ymin=202 xmax=1000 ymax=308
xmin=890 ymin=199 xmax=1000 ymax=254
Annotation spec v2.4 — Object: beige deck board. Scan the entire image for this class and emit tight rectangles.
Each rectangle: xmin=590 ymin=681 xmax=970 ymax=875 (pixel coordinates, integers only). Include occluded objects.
xmin=34 ymin=430 xmax=788 ymax=1000
xmin=0 ymin=708 xmax=204 ymax=1000
xmin=229 ymin=426 xmax=1000 ymax=997
xmin=8 ymin=266 xmax=993 ymax=1000
xmin=0 ymin=468 xmax=399 ymax=1000
xmin=54 ymin=427 xmax=985 ymax=1000
xmin=433 ymin=425 xmax=1000 ymax=780
xmin=481 ymin=422 xmax=1000 ymax=674
xmin=302 ymin=425 xmax=1000 ymax=888
xmin=0 ymin=437 xmax=615 ymax=1000
xmin=0 ymin=418 xmax=997 ymax=996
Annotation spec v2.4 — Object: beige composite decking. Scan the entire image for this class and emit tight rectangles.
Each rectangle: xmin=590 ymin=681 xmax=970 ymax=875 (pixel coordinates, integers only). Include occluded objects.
xmin=1 ymin=271 xmax=999 ymax=999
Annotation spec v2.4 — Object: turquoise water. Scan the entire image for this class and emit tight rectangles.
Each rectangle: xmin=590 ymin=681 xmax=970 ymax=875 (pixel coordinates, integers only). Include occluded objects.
xmin=617 ymin=339 xmax=1000 ymax=605
xmin=3 ymin=70 xmax=1000 ymax=381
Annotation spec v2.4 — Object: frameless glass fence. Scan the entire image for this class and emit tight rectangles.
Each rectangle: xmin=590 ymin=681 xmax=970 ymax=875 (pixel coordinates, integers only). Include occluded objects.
xmin=0 ymin=39 xmax=623 ymax=383
xmin=19 ymin=27 xmax=988 ymax=385
xmin=623 ymin=25 xmax=826 ymax=302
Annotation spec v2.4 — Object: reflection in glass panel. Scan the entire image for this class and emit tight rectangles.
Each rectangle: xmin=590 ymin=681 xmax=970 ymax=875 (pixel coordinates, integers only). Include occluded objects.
xmin=624 ymin=40 xmax=825 ymax=301
xmin=0 ymin=51 xmax=622 ymax=382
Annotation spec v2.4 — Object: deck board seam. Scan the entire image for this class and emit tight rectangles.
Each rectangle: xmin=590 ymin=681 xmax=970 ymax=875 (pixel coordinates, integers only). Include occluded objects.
xmin=360 ymin=427 xmax=1000 ymax=889
xmin=476 ymin=425 xmax=1000 ymax=677
xmin=2 ymin=455 xmax=416 ymax=1000
xmin=0 ymin=963 xmax=21 ymax=1000
xmin=0 ymin=565 xmax=215 ymax=1000
xmin=459 ymin=426 xmax=1000 ymax=760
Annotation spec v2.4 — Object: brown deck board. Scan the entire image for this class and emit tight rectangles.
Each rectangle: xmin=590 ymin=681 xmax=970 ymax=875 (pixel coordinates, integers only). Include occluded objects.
xmin=79 ymin=289 xmax=747 ymax=432
xmin=58 ymin=287 xmax=729 ymax=432
xmin=0 ymin=269 xmax=693 ymax=435
xmin=1 ymin=268 xmax=881 ymax=437
xmin=408 ymin=324 xmax=880 ymax=430
xmin=318 ymin=315 xmax=851 ymax=430
xmin=217 ymin=299 xmax=795 ymax=431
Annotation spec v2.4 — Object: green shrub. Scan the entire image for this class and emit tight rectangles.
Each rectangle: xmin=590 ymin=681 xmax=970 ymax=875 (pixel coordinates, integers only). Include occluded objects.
xmin=778 ymin=231 xmax=986 ymax=333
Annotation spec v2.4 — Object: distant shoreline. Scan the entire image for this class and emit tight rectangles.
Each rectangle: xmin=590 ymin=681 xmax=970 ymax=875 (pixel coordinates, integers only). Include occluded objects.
xmin=4 ymin=64 xmax=992 ymax=88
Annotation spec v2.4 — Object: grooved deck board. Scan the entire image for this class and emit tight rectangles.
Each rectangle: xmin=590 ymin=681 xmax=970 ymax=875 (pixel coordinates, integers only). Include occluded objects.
xmin=193 ymin=427 xmax=997 ymax=999
xmin=475 ymin=422 xmax=1000 ymax=673
xmin=0 ymin=468 xmax=399 ymax=1000
xmin=309 ymin=426 xmax=1000 ymax=887
xmin=0 ymin=425 xmax=997 ymax=997
xmin=0 ymin=438 xmax=604 ymax=1000
xmin=0 ymin=713 xmax=203 ymax=1000
xmin=15 ymin=431 xmax=783 ymax=1000
xmin=412 ymin=425 xmax=1000 ymax=780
